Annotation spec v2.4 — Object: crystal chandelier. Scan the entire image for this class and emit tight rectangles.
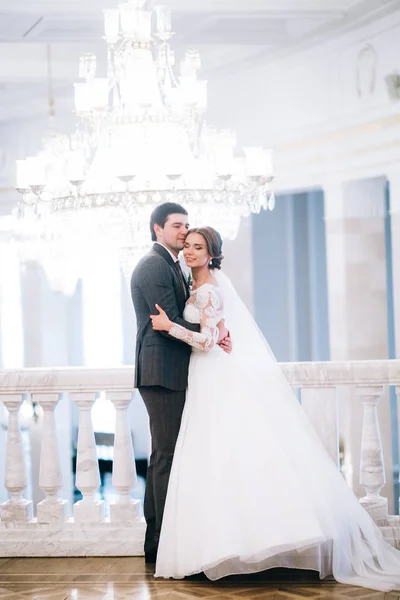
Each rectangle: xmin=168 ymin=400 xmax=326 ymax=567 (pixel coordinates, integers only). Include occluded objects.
xmin=14 ymin=0 xmax=274 ymax=293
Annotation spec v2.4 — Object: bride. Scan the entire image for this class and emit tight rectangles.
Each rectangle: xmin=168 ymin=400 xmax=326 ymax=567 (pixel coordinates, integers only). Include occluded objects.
xmin=149 ymin=226 xmax=400 ymax=590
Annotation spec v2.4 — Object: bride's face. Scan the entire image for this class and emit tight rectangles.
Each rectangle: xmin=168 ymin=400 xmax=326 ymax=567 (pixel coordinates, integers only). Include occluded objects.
xmin=183 ymin=233 xmax=211 ymax=269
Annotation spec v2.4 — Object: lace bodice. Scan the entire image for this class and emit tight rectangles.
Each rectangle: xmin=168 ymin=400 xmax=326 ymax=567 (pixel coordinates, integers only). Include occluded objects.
xmin=169 ymin=284 xmax=223 ymax=352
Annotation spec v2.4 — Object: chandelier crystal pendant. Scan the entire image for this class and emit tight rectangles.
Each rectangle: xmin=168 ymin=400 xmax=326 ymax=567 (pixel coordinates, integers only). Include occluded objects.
xmin=14 ymin=0 xmax=274 ymax=293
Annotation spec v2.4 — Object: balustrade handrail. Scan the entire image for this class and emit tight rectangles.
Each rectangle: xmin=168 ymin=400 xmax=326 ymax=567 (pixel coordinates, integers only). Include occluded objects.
xmin=1 ymin=359 xmax=400 ymax=394
xmin=281 ymin=358 xmax=400 ymax=387
xmin=0 ymin=365 xmax=136 ymax=394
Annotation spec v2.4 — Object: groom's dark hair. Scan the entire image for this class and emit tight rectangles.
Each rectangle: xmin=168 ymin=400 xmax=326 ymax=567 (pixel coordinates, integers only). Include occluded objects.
xmin=150 ymin=202 xmax=188 ymax=241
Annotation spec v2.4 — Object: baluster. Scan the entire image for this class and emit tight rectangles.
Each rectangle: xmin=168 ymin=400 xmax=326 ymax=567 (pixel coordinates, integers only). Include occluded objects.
xmin=0 ymin=395 xmax=32 ymax=522
xmin=108 ymin=391 xmax=141 ymax=523
xmin=72 ymin=392 xmax=105 ymax=523
xmin=35 ymin=393 xmax=68 ymax=524
xmin=357 ymin=385 xmax=388 ymax=523
xmin=301 ymin=386 xmax=339 ymax=467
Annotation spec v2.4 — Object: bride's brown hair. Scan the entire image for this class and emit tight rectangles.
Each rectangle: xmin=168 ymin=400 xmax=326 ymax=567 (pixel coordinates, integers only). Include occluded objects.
xmin=186 ymin=227 xmax=224 ymax=270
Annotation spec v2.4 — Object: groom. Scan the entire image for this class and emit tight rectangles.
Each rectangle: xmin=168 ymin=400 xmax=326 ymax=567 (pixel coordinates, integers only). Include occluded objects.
xmin=131 ymin=202 xmax=230 ymax=563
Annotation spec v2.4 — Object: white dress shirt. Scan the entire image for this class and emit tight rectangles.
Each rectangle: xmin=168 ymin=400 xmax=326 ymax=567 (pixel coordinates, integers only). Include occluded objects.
xmin=155 ymin=242 xmax=179 ymax=263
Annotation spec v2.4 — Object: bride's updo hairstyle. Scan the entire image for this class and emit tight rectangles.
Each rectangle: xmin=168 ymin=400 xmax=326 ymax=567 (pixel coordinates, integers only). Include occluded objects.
xmin=186 ymin=226 xmax=224 ymax=270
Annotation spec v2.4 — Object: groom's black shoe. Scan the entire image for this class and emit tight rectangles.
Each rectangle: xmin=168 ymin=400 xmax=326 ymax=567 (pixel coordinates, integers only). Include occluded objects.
xmin=145 ymin=552 xmax=157 ymax=564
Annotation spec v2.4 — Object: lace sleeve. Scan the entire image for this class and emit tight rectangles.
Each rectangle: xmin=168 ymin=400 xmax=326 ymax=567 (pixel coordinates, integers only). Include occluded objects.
xmin=169 ymin=287 xmax=220 ymax=352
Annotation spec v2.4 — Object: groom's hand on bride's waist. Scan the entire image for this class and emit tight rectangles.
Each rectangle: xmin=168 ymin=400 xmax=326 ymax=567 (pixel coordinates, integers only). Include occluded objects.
xmin=217 ymin=321 xmax=232 ymax=354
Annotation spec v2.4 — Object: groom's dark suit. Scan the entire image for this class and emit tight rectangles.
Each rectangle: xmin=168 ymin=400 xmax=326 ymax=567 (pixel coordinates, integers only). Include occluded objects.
xmin=131 ymin=243 xmax=200 ymax=559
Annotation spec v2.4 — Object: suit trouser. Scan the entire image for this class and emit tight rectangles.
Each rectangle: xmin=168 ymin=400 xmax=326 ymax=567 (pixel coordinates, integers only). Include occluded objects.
xmin=139 ymin=385 xmax=186 ymax=556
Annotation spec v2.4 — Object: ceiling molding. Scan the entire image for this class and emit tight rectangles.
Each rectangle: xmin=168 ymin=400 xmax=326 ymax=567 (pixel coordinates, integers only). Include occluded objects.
xmin=197 ymin=0 xmax=400 ymax=78
xmin=0 ymin=0 xmax=348 ymax=15
xmin=0 ymin=0 xmax=397 ymax=122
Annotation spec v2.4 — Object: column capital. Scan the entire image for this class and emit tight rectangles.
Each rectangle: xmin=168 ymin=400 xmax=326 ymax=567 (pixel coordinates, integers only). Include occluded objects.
xmin=324 ymin=177 xmax=386 ymax=220
xmin=386 ymin=166 xmax=400 ymax=187
xmin=387 ymin=167 xmax=400 ymax=215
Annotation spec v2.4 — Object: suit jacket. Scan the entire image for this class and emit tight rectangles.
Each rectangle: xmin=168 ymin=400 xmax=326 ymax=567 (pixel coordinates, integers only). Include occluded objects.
xmin=131 ymin=243 xmax=201 ymax=391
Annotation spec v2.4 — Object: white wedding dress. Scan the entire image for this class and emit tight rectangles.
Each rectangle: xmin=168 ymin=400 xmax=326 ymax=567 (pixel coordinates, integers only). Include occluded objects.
xmin=155 ymin=271 xmax=400 ymax=590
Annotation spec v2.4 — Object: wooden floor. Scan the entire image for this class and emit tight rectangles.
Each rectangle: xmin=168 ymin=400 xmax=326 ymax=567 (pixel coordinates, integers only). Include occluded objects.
xmin=0 ymin=558 xmax=399 ymax=600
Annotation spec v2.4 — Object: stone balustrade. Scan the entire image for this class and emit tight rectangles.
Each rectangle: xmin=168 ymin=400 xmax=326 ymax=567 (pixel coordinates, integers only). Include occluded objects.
xmin=0 ymin=361 xmax=399 ymax=556
xmin=281 ymin=359 xmax=400 ymax=548
xmin=0 ymin=367 xmax=144 ymax=556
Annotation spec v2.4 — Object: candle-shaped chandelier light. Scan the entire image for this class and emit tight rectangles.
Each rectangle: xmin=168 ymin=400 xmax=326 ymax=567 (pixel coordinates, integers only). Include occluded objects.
xmin=13 ymin=0 xmax=274 ymax=292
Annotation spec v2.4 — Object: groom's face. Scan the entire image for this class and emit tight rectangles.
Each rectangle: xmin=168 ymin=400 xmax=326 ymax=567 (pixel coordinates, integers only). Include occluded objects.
xmin=156 ymin=213 xmax=189 ymax=254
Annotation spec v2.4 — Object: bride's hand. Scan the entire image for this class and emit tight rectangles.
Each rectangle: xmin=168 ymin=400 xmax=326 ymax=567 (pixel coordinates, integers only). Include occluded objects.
xmin=151 ymin=304 xmax=172 ymax=332
xmin=217 ymin=320 xmax=232 ymax=354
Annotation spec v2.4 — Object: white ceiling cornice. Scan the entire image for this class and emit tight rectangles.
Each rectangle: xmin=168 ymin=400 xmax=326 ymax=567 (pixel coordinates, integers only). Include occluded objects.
xmin=0 ymin=0 xmax=398 ymax=122
xmin=0 ymin=0 xmax=349 ymax=15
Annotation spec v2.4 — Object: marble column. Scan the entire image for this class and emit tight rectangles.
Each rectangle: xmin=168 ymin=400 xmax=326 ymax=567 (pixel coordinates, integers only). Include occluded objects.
xmin=0 ymin=243 xmax=24 ymax=369
xmin=387 ymin=169 xmax=400 ymax=354
xmin=20 ymin=262 xmax=43 ymax=368
xmin=324 ymin=177 xmax=393 ymax=510
xmin=387 ymin=168 xmax=400 ymax=513
xmin=324 ymin=178 xmax=388 ymax=360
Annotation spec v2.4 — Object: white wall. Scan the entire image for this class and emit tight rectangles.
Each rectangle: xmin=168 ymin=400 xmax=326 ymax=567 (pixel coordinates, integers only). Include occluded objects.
xmin=207 ymin=8 xmax=400 ymax=190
